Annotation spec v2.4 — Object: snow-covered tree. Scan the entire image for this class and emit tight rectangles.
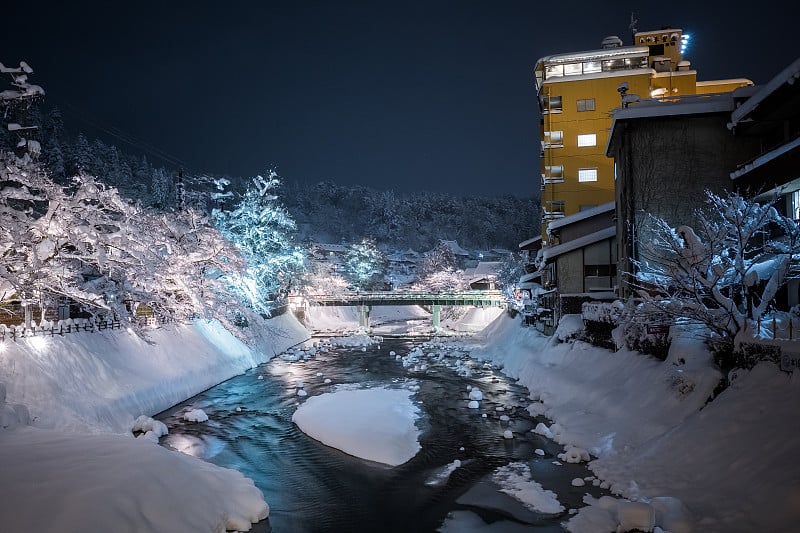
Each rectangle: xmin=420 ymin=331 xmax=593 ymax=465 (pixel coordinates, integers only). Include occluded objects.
xmin=497 ymin=252 xmax=527 ymax=292
xmin=213 ymin=171 xmax=305 ymax=315
xmin=633 ymin=189 xmax=800 ymax=346
xmin=413 ymin=240 xmax=465 ymax=290
xmin=342 ymin=238 xmax=386 ymax=289
xmin=417 ymin=241 xmax=458 ymax=278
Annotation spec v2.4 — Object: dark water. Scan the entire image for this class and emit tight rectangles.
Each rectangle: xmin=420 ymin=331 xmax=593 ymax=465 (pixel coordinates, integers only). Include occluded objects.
xmin=156 ymin=337 xmax=607 ymax=532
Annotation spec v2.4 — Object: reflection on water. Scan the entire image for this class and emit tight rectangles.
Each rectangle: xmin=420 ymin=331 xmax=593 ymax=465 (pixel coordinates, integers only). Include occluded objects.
xmin=156 ymin=337 xmax=606 ymax=532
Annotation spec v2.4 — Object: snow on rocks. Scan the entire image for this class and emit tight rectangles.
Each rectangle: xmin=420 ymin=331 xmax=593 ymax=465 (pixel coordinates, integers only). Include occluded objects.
xmin=183 ymin=409 xmax=209 ymax=423
xmin=467 ymin=400 xmax=480 ymax=409
xmin=558 ymin=445 xmax=590 ymax=463
xmin=468 ymin=389 xmax=483 ymax=401
xmin=131 ymin=415 xmax=168 ymax=442
xmin=503 ymin=430 xmax=514 ymax=439
xmin=491 ymin=462 xmax=565 ymax=514
xmin=564 ymin=493 xmax=692 ymax=532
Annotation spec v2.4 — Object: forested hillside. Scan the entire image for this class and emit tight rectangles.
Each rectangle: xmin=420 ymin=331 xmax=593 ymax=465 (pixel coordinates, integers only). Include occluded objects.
xmin=1 ymin=103 xmax=538 ymax=252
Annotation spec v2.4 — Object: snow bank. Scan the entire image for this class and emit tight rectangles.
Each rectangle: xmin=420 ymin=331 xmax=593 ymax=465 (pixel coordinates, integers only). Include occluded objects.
xmin=0 ymin=313 xmax=309 ymax=433
xmin=0 ymin=427 xmax=268 ymax=533
xmin=464 ymin=312 xmax=800 ymax=532
xmin=0 ymin=313 xmax=309 ymax=532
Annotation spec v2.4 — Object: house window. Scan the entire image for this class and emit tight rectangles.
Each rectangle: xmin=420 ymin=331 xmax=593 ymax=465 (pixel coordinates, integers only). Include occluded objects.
xmin=793 ymin=190 xmax=800 ymax=220
xmin=577 ymin=98 xmax=596 ymax=112
xmin=542 ymin=95 xmax=562 ymax=113
xmin=564 ymin=63 xmax=582 ymax=76
xmin=584 ymin=264 xmax=617 ymax=277
xmin=544 ymin=130 xmax=564 ymax=148
xmin=543 ymin=165 xmax=565 ymax=185
xmin=577 ymin=133 xmax=596 ymax=147
xmin=578 ymin=168 xmax=598 ymax=182
xmin=545 ymin=165 xmax=563 ymax=178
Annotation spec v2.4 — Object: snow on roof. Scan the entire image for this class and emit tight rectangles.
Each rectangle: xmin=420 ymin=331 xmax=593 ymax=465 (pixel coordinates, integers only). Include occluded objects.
xmin=471 ymin=261 xmax=502 ymax=279
xmin=535 ymin=45 xmax=649 ymax=67
xmin=520 ymin=271 xmax=542 ymax=283
xmin=729 ymin=57 xmax=800 ymax=128
xmin=542 ymin=226 xmax=616 ymax=263
xmin=518 ymin=236 xmax=542 ymax=250
xmin=730 ymin=135 xmax=800 ymax=180
xmin=547 ymin=202 xmax=615 ymax=231
xmin=606 ymin=93 xmax=736 ymax=156
xmin=439 ymin=240 xmax=470 ymax=256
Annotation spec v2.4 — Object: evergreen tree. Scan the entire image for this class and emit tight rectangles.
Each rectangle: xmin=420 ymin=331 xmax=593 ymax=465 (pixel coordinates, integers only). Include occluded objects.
xmin=343 ymin=238 xmax=386 ymax=289
xmin=213 ymin=171 xmax=305 ymax=314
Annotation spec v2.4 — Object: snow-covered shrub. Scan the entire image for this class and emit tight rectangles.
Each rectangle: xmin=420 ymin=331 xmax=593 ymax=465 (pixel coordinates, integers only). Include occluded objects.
xmin=616 ymin=299 xmax=671 ymax=359
xmin=554 ymin=314 xmax=584 ymax=343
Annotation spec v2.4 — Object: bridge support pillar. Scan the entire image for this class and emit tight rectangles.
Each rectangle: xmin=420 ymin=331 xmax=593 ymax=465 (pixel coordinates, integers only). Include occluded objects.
xmin=359 ymin=305 xmax=371 ymax=330
xmin=432 ymin=304 xmax=441 ymax=330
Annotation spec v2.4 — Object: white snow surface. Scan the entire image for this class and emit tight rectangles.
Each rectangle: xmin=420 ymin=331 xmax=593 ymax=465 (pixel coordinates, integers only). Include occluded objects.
xmin=292 ymin=386 xmax=421 ymax=466
xmin=464 ymin=313 xmax=800 ymax=532
xmin=3 ymin=298 xmax=799 ymax=532
xmin=0 ymin=313 xmax=309 ymax=532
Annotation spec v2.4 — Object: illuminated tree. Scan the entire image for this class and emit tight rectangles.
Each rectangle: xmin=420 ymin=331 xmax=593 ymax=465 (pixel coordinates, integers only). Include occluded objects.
xmin=633 ymin=190 xmax=800 ymax=346
xmin=342 ymin=238 xmax=386 ymax=289
xmin=213 ymin=171 xmax=305 ymax=314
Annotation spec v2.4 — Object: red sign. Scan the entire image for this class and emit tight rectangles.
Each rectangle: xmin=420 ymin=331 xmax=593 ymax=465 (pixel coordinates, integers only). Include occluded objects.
xmin=646 ymin=324 xmax=670 ymax=335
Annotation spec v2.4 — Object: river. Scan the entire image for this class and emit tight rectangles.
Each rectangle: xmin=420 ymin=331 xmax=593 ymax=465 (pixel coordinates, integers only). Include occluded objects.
xmin=156 ymin=334 xmax=608 ymax=532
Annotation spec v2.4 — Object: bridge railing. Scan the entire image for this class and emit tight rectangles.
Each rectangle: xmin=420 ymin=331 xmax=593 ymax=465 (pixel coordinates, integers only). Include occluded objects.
xmin=292 ymin=289 xmax=506 ymax=306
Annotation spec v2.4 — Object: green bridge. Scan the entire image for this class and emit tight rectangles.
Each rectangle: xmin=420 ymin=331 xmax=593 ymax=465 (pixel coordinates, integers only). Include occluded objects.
xmin=289 ymin=290 xmax=506 ymax=329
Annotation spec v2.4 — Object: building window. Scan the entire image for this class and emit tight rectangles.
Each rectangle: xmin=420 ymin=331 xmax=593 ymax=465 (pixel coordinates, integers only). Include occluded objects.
xmin=583 ymin=61 xmax=601 ymax=74
xmin=577 ymin=133 xmax=596 ymax=147
xmin=584 ymin=264 xmax=617 ymax=277
xmin=545 ymin=64 xmax=563 ymax=78
xmin=577 ymin=98 xmax=595 ymax=112
xmin=544 ymin=130 xmax=564 ymax=148
xmin=542 ymin=95 xmax=562 ymax=114
xmin=578 ymin=168 xmax=598 ymax=182
xmin=564 ymin=63 xmax=582 ymax=76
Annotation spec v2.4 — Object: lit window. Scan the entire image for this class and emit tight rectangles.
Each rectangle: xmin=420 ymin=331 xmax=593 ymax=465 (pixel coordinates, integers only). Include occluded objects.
xmin=577 ymin=134 xmax=596 ymax=147
xmin=578 ymin=168 xmax=598 ymax=182
xmin=545 ymin=64 xmax=564 ymax=78
xmin=544 ymin=131 xmax=564 ymax=148
xmin=544 ymin=165 xmax=564 ymax=184
xmin=542 ymin=95 xmax=562 ymax=113
xmin=564 ymin=63 xmax=582 ymax=76
xmin=583 ymin=61 xmax=601 ymax=74
xmin=577 ymin=98 xmax=595 ymax=112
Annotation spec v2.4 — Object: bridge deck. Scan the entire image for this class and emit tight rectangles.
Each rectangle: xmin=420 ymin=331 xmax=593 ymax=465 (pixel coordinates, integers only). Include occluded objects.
xmin=295 ymin=290 xmax=505 ymax=307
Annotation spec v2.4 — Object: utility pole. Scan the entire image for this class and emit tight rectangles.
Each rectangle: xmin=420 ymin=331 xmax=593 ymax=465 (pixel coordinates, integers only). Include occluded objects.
xmin=176 ymin=168 xmax=185 ymax=210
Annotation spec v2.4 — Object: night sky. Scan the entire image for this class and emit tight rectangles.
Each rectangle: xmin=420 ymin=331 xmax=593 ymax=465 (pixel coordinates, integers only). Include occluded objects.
xmin=2 ymin=1 xmax=796 ymax=197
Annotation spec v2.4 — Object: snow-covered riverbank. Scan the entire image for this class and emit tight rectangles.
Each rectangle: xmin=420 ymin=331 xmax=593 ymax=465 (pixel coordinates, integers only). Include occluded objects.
xmin=3 ymin=304 xmax=797 ymax=532
xmin=464 ymin=313 xmax=800 ymax=532
xmin=0 ymin=313 xmax=309 ymax=532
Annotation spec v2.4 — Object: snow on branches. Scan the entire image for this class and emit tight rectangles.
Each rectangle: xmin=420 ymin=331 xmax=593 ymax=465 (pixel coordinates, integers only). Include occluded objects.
xmin=633 ymin=189 xmax=800 ymax=344
xmin=213 ymin=171 xmax=304 ymax=315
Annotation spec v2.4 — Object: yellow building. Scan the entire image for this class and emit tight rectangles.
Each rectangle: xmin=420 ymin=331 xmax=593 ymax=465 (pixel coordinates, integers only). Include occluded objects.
xmin=534 ymin=28 xmax=751 ymax=243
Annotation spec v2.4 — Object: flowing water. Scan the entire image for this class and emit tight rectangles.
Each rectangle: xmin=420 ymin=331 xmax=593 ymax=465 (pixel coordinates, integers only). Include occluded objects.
xmin=156 ymin=335 xmax=607 ymax=532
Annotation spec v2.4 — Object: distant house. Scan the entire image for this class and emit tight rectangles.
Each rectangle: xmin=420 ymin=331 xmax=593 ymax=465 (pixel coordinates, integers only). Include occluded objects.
xmin=385 ymin=249 xmax=420 ymax=276
xmin=535 ymin=202 xmax=617 ymax=333
xmin=466 ymin=261 xmax=502 ymax=290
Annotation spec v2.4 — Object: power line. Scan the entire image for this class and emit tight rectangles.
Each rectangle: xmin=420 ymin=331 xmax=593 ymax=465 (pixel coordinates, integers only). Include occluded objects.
xmin=60 ymin=102 xmax=194 ymax=172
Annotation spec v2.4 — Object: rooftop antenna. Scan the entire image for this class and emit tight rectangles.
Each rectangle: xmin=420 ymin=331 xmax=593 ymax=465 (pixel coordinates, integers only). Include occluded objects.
xmin=629 ymin=12 xmax=638 ymax=44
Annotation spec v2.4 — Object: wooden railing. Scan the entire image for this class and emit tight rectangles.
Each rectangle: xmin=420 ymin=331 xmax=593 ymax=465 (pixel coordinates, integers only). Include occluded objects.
xmin=0 ymin=318 xmax=122 ymax=342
